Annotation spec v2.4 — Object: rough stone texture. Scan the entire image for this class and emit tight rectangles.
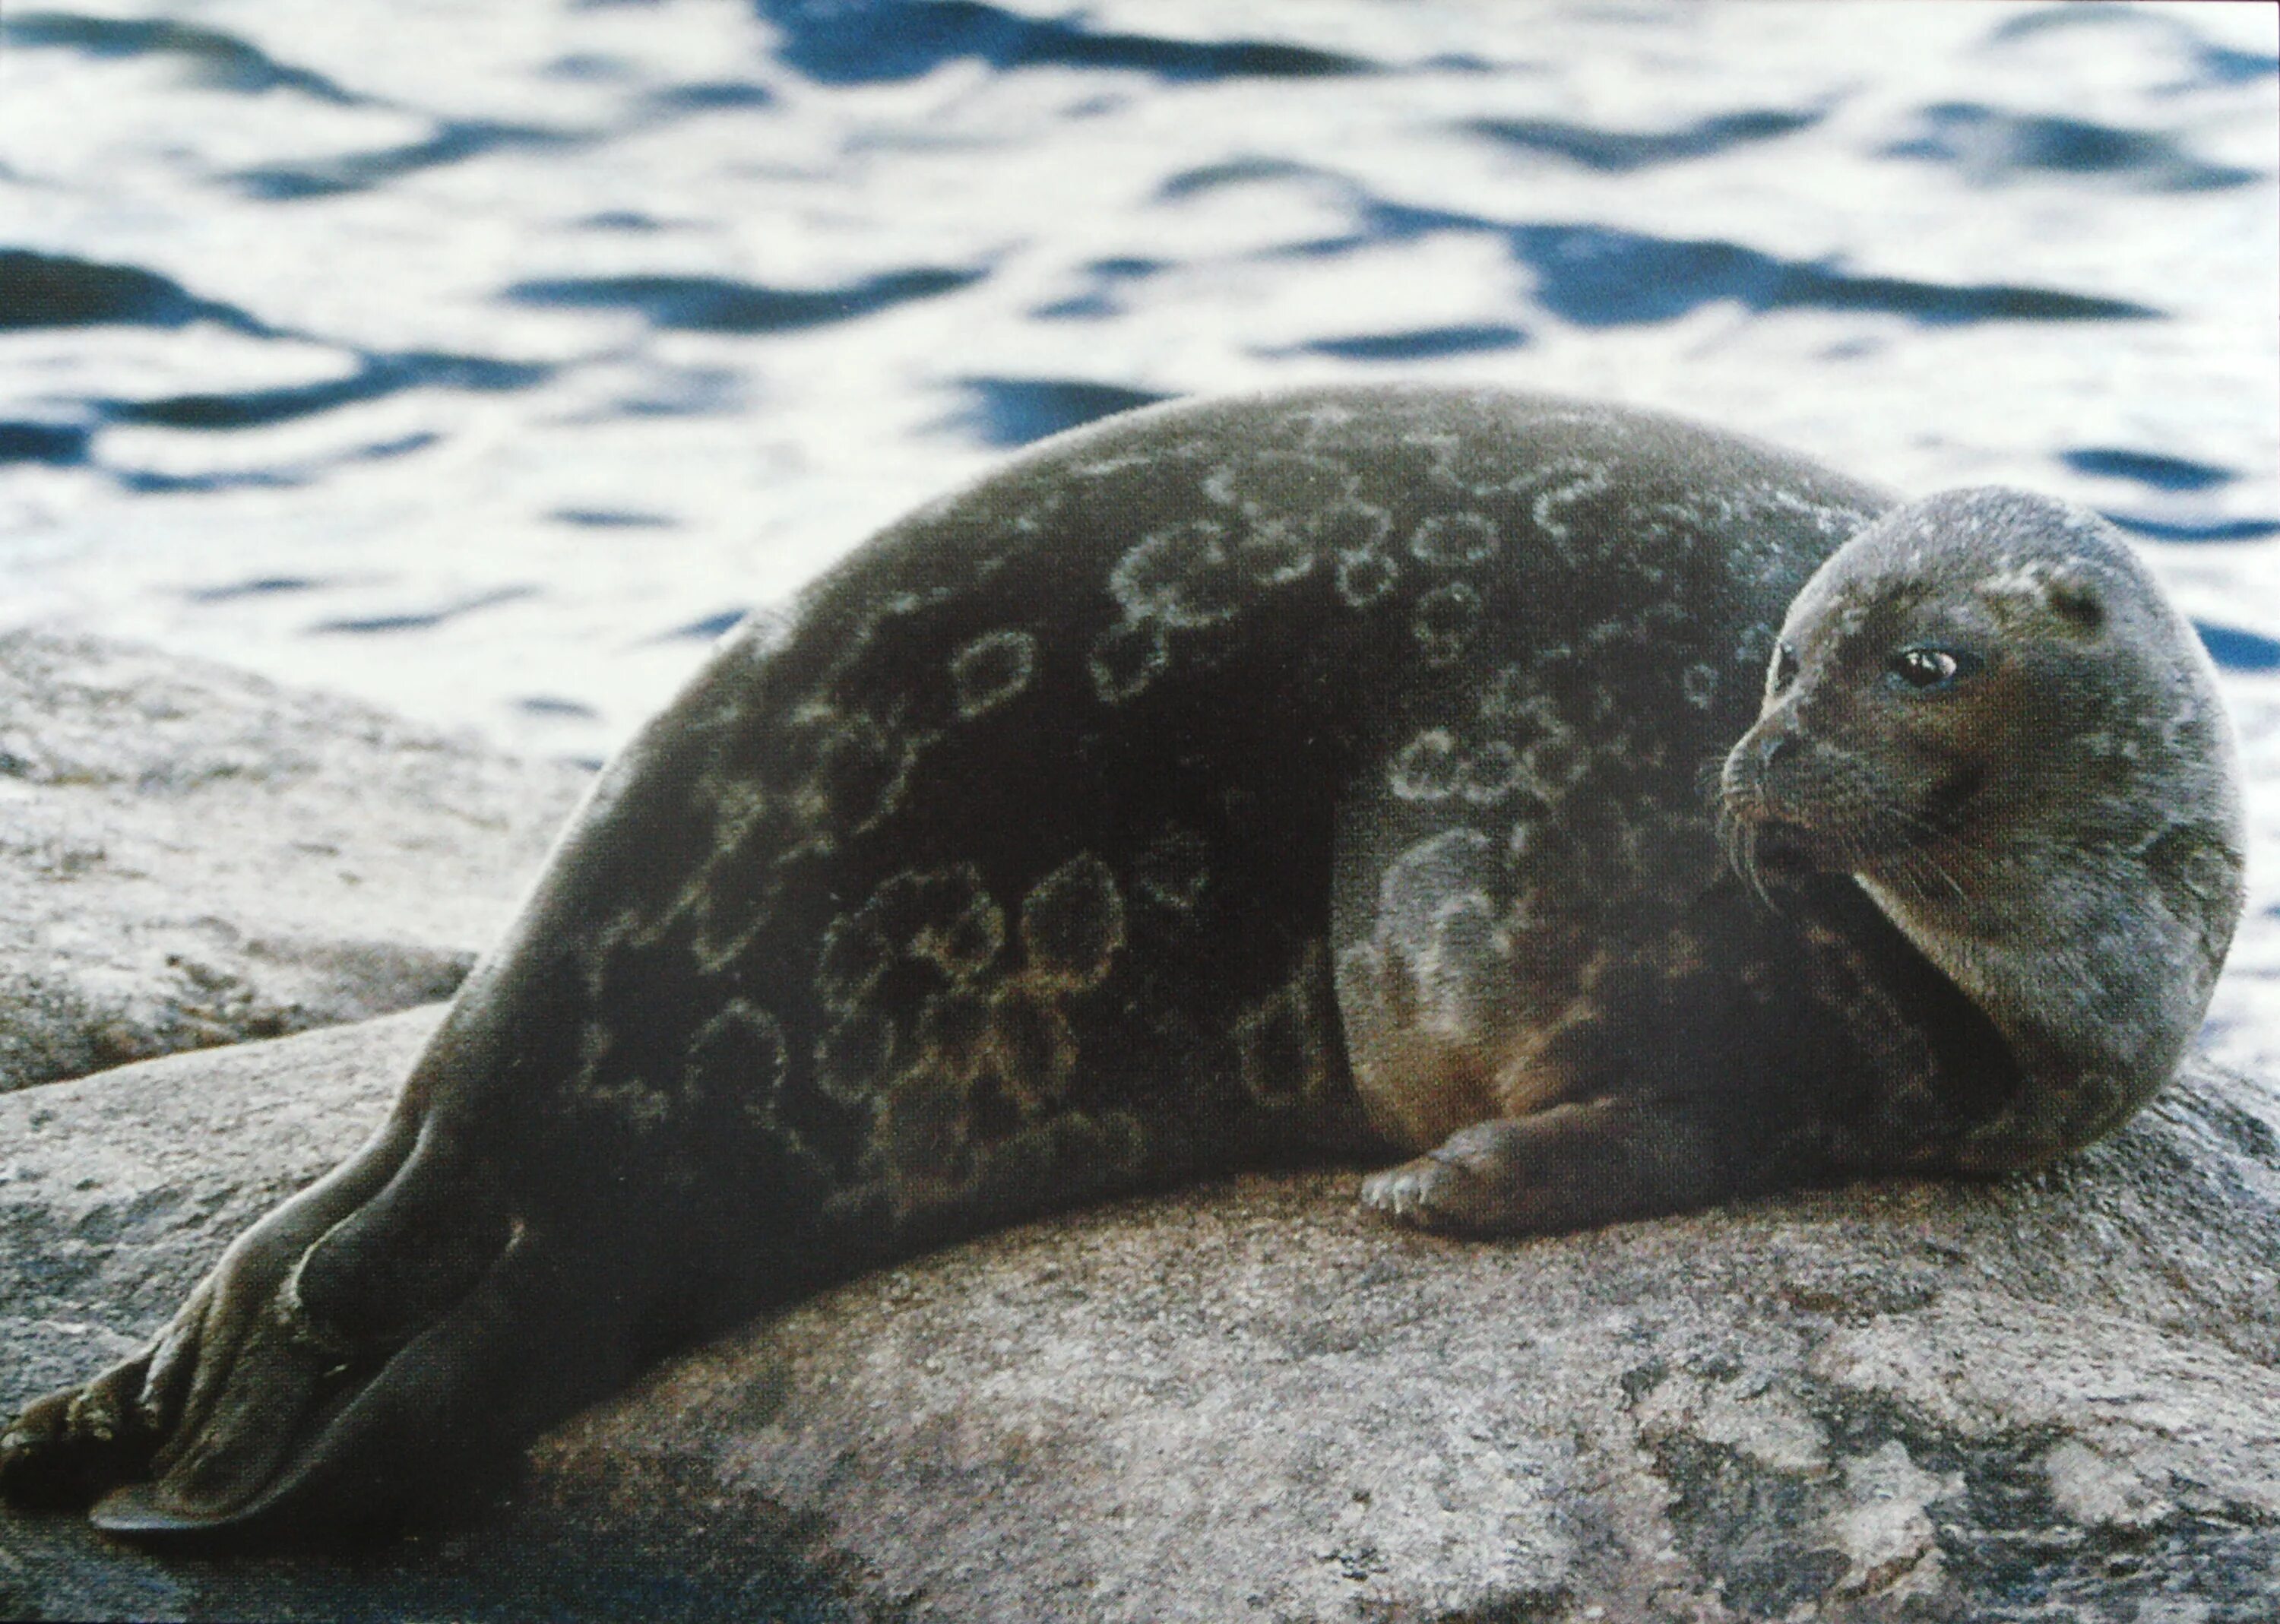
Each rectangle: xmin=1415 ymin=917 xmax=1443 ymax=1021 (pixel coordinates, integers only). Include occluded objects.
xmin=5 ymin=1014 xmax=2278 ymax=1621
xmin=0 ymin=629 xmax=591 ymax=1091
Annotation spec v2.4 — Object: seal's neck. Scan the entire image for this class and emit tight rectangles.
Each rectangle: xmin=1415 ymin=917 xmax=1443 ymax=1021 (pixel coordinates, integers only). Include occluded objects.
xmin=1854 ymin=839 xmax=2218 ymax=1167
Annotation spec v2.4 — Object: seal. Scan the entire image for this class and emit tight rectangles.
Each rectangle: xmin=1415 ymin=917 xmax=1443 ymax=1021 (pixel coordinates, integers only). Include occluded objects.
xmin=1719 ymin=488 xmax=2244 ymax=1173
xmin=0 ymin=385 xmax=2243 ymax=1540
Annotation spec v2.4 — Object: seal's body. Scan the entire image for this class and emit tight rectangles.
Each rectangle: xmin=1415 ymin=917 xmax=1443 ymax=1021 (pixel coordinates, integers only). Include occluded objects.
xmin=0 ymin=386 xmax=2242 ymax=1537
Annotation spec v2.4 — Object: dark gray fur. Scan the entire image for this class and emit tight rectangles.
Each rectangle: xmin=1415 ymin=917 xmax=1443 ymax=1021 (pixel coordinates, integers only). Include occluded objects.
xmin=0 ymin=385 xmax=2238 ymax=1537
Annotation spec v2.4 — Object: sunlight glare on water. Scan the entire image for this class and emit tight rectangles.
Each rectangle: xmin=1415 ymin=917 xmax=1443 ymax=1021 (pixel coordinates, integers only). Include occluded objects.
xmin=3 ymin=0 xmax=2278 ymax=1062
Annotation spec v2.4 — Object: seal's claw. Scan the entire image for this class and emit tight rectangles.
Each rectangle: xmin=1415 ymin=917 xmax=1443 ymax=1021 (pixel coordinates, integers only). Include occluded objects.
xmin=1 ymin=1388 xmax=89 ymax=1508
xmin=1359 ymin=1153 xmax=1490 ymax=1233
xmin=0 ymin=1351 xmax=160 ymax=1511
xmin=1357 ymin=1157 xmax=1471 ymax=1230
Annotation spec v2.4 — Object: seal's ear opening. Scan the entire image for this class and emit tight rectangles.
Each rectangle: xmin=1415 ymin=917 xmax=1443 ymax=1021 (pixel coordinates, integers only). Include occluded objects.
xmin=2043 ymin=572 xmax=2106 ymax=635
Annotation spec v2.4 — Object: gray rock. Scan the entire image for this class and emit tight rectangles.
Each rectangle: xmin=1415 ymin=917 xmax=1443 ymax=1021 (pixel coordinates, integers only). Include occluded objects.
xmin=0 ymin=629 xmax=591 ymax=1091
xmin=5 ymin=1013 xmax=2278 ymax=1621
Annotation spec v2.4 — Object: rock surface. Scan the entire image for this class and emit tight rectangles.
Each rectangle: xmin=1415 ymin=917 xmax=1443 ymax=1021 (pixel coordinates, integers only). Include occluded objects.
xmin=4 ymin=635 xmax=2278 ymax=1619
xmin=4 ymin=1013 xmax=2278 ymax=1622
xmin=0 ymin=629 xmax=591 ymax=1091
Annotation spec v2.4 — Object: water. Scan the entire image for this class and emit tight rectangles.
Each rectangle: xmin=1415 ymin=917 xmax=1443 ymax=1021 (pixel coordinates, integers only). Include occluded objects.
xmin=2 ymin=6 xmax=2276 ymax=1017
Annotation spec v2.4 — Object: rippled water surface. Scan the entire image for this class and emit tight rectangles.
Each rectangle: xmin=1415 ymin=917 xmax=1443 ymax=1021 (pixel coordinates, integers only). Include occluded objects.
xmin=3 ymin=4 xmax=2278 ymax=1030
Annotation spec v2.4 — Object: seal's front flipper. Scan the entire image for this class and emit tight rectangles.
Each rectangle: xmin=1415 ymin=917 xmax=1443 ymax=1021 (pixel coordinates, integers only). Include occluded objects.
xmin=1358 ymin=1097 xmax=1725 ymax=1236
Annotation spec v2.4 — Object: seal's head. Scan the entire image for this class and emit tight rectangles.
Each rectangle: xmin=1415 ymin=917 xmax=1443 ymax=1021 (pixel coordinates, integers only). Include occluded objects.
xmin=1722 ymin=488 xmax=2245 ymax=1160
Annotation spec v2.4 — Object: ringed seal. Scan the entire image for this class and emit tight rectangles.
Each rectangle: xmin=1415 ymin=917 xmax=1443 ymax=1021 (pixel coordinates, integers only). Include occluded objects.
xmin=0 ymin=385 xmax=2242 ymax=1537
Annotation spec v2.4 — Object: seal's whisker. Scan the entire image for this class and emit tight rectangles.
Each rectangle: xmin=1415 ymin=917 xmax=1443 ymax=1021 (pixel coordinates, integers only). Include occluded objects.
xmin=1860 ymin=799 xmax=1982 ymax=904
xmin=1746 ymin=824 xmax=1783 ymax=914
xmin=1718 ymin=812 xmax=1779 ymax=915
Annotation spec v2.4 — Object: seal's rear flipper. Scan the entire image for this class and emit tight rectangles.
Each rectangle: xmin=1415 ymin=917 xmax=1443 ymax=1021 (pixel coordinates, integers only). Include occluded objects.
xmin=0 ymin=1351 xmax=158 ymax=1510
xmin=0 ymin=1106 xmax=597 ymax=1542
xmin=78 ymin=1482 xmax=199 ymax=1536
xmin=78 ymin=1217 xmax=627 ymax=1541
xmin=0 ymin=1116 xmax=417 ymax=1519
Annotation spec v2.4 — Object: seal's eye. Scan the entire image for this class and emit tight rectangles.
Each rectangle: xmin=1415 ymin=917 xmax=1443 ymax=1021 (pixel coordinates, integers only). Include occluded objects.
xmin=1766 ymin=641 xmax=1800 ymax=697
xmin=1888 ymin=646 xmax=1981 ymax=692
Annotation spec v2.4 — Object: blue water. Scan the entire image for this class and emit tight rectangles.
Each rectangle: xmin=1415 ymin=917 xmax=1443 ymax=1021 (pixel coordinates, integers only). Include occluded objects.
xmin=0 ymin=2 xmax=2272 ymax=948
